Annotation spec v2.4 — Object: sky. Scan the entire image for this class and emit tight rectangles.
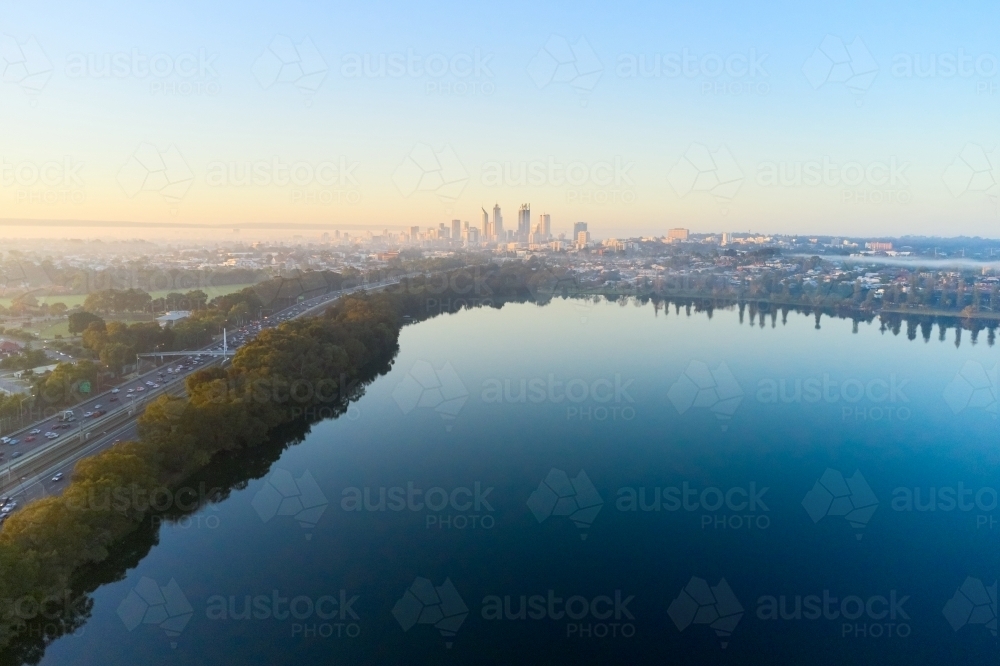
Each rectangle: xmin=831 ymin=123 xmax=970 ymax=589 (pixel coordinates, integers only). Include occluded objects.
xmin=2 ymin=0 xmax=1000 ymax=240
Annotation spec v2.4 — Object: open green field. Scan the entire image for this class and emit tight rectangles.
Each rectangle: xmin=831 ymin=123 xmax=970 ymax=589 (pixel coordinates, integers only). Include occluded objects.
xmin=0 ymin=283 xmax=259 ymax=309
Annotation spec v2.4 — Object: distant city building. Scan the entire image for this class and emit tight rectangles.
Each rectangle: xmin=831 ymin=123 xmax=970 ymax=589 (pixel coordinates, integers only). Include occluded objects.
xmin=518 ymin=204 xmax=531 ymax=241
xmin=721 ymin=232 xmax=731 ymax=246
xmin=576 ymin=230 xmax=591 ymax=248
xmin=538 ymin=213 xmax=551 ymax=238
xmin=668 ymin=228 xmax=689 ymax=241
xmin=573 ymin=222 xmax=588 ymax=239
xmin=866 ymin=241 xmax=893 ymax=251
xmin=481 ymin=208 xmax=490 ymax=239
xmin=410 ymin=226 xmax=420 ymax=240
xmin=452 ymin=219 xmax=462 ymax=240
xmin=493 ymin=203 xmax=504 ymax=241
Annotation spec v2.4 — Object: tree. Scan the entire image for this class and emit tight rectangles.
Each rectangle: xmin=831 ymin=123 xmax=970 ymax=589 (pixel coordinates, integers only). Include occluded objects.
xmin=68 ymin=311 xmax=105 ymax=335
xmin=99 ymin=342 xmax=132 ymax=377
xmin=228 ymin=302 xmax=250 ymax=326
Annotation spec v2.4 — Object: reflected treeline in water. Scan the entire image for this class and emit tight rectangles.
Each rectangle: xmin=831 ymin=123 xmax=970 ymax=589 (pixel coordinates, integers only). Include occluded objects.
xmin=540 ymin=282 xmax=1000 ymax=348
xmin=0 ymin=263 xmax=539 ymax=665
xmin=0 ymin=350 xmax=395 ymax=666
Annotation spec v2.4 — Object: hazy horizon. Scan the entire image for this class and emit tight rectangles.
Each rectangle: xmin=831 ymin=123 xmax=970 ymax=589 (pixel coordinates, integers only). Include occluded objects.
xmin=4 ymin=1 xmax=1000 ymax=240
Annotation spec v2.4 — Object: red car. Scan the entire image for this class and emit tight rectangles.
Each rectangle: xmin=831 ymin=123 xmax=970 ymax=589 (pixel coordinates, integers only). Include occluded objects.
xmin=24 ymin=436 xmax=35 ymax=442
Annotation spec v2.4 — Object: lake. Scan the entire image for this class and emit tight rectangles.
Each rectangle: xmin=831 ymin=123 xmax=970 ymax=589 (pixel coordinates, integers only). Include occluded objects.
xmin=25 ymin=297 xmax=1000 ymax=665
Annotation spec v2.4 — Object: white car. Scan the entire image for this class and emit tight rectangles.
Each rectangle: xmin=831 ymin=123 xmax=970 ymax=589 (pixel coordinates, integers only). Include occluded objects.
xmin=111 ymin=388 xmax=120 ymax=394
xmin=93 ymin=404 xmax=102 ymax=410
xmin=127 ymin=388 xmax=134 ymax=393
xmin=151 ymin=383 xmax=160 ymax=388
xmin=83 ymin=412 xmax=93 ymax=418
xmin=45 ymin=432 xmax=58 ymax=439
xmin=51 ymin=473 xmax=63 ymax=482
xmin=29 ymin=429 xmax=41 ymax=434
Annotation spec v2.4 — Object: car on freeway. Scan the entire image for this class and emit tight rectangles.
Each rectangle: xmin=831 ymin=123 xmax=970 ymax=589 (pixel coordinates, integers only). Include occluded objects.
xmin=11 ymin=452 xmax=21 ymax=458
xmin=83 ymin=412 xmax=93 ymax=418
xmin=45 ymin=432 xmax=58 ymax=439
xmin=110 ymin=396 xmax=118 ymax=402
xmin=51 ymin=473 xmax=63 ymax=482
xmin=136 ymin=386 xmax=145 ymax=392
xmin=111 ymin=388 xmax=120 ymax=393
xmin=29 ymin=429 xmax=41 ymax=435
xmin=94 ymin=404 xmax=102 ymax=409
xmin=25 ymin=436 xmax=35 ymax=443
xmin=127 ymin=388 xmax=134 ymax=393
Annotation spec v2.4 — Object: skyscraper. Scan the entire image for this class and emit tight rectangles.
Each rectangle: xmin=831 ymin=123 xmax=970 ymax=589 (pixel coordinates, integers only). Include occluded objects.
xmin=481 ymin=207 xmax=490 ymax=239
xmin=573 ymin=221 xmax=588 ymax=238
xmin=517 ymin=204 xmax=531 ymax=241
xmin=540 ymin=214 xmax=551 ymax=237
xmin=410 ymin=226 xmax=420 ymax=240
xmin=452 ymin=219 xmax=462 ymax=240
xmin=493 ymin=203 xmax=503 ymax=241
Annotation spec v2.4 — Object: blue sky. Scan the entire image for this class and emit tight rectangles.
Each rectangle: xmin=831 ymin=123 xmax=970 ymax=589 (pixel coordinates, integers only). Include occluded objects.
xmin=2 ymin=0 xmax=1000 ymax=239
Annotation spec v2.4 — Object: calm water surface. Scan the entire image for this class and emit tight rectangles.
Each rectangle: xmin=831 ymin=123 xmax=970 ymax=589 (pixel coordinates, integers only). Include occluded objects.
xmin=34 ymin=299 xmax=999 ymax=665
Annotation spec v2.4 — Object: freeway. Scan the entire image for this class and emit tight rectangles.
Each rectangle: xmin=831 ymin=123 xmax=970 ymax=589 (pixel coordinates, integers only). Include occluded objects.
xmin=0 ymin=277 xmax=405 ymax=515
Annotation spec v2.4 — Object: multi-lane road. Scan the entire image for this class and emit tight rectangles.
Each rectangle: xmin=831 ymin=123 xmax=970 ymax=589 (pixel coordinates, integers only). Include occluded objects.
xmin=0 ymin=278 xmax=404 ymax=513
